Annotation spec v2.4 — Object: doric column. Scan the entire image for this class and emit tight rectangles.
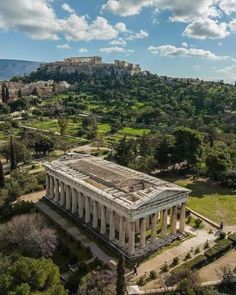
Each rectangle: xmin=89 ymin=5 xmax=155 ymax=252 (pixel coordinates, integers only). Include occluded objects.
xmin=119 ymin=216 xmax=125 ymax=246
xmin=85 ymin=196 xmax=90 ymax=223
xmin=179 ymin=203 xmax=186 ymax=232
xmin=140 ymin=217 xmax=146 ymax=249
xmin=161 ymin=209 xmax=168 ymax=239
xmin=54 ymin=178 xmax=59 ymax=202
xmin=46 ymin=174 xmax=50 ymax=196
xmin=128 ymin=221 xmax=136 ymax=256
xmin=49 ymin=176 xmax=54 ymax=199
xmin=65 ymin=185 xmax=71 ymax=210
xmin=151 ymin=213 xmax=157 ymax=244
xmin=71 ymin=188 xmax=77 ymax=213
xmin=135 ymin=220 xmax=140 ymax=233
xmin=109 ymin=210 xmax=115 ymax=241
xmin=171 ymin=206 xmax=177 ymax=234
xmin=59 ymin=181 xmax=65 ymax=206
xmin=78 ymin=192 xmax=84 ymax=219
xmin=100 ymin=205 xmax=106 ymax=234
xmin=92 ymin=200 xmax=98 ymax=229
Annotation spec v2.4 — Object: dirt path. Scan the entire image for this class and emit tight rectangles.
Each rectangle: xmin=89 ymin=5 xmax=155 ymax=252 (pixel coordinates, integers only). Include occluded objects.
xmin=199 ymin=249 xmax=236 ymax=282
xmin=18 ymin=190 xmax=45 ymax=203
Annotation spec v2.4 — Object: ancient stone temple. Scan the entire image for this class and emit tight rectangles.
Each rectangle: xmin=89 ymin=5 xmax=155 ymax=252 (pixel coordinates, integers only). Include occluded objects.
xmin=44 ymin=153 xmax=190 ymax=258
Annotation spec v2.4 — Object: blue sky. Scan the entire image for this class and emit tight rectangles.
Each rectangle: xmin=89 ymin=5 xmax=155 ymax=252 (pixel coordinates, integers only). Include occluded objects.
xmin=0 ymin=0 xmax=236 ymax=82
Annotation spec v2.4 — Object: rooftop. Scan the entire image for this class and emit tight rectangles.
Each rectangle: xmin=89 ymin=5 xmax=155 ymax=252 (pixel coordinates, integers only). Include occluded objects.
xmin=45 ymin=153 xmax=189 ymax=210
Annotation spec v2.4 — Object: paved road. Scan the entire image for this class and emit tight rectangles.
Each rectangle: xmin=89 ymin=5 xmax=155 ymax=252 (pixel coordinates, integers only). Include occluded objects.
xmin=35 ymin=200 xmax=117 ymax=270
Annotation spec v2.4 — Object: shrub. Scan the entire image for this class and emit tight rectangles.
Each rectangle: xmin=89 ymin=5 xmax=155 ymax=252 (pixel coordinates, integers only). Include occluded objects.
xmin=173 ymin=257 xmax=179 ymax=266
xmin=204 ymin=240 xmax=210 ymax=249
xmin=137 ymin=276 xmax=146 ymax=286
xmin=149 ymin=270 xmax=157 ymax=280
xmin=186 ymin=215 xmax=192 ymax=224
xmin=162 ymin=262 xmax=169 ymax=272
xmin=194 ymin=218 xmax=203 ymax=228
xmin=209 ymin=229 xmax=213 ymax=234
xmin=219 ymin=231 xmax=226 ymax=240
xmin=228 ymin=233 xmax=236 ymax=245
xmin=185 ymin=252 xmax=191 ymax=260
xmin=194 ymin=247 xmax=200 ymax=254
xmin=204 ymin=239 xmax=232 ymax=260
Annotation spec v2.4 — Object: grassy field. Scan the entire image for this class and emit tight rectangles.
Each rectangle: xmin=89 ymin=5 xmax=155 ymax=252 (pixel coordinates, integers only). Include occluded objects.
xmin=165 ymin=177 xmax=236 ymax=225
xmin=119 ymin=127 xmax=150 ymax=136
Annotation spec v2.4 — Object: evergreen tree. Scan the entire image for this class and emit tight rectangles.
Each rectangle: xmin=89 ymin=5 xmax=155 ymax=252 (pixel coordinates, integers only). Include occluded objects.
xmin=0 ymin=160 xmax=4 ymax=188
xmin=116 ymin=255 xmax=125 ymax=295
xmin=10 ymin=136 xmax=17 ymax=171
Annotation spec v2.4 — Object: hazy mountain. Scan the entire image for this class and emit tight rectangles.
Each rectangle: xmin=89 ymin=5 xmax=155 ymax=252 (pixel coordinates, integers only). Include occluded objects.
xmin=0 ymin=59 xmax=40 ymax=80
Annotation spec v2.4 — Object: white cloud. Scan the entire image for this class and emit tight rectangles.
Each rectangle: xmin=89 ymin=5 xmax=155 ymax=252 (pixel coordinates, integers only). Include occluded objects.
xmin=0 ymin=0 xmax=60 ymax=40
xmin=99 ymin=46 xmax=134 ymax=54
xmin=115 ymin=22 xmax=127 ymax=32
xmin=57 ymin=43 xmax=70 ymax=49
xmin=126 ymin=30 xmax=149 ymax=40
xmin=79 ymin=48 xmax=88 ymax=53
xmin=219 ymin=0 xmax=236 ymax=15
xmin=183 ymin=19 xmax=230 ymax=39
xmin=229 ymin=19 xmax=236 ymax=32
xmin=62 ymin=3 xmax=75 ymax=14
xmin=215 ymin=64 xmax=236 ymax=83
xmin=102 ymin=0 xmax=217 ymax=21
xmin=181 ymin=42 xmax=188 ymax=47
xmin=147 ymin=44 xmax=236 ymax=61
xmin=110 ymin=38 xmax=127 ymax=46
xmin=0 ymin=0 xmax=133 ymax=42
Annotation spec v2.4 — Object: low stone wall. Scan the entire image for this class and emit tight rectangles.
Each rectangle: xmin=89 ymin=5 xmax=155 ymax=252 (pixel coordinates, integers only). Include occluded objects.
xmin=187 ymin=207 xmax=220 ymax=229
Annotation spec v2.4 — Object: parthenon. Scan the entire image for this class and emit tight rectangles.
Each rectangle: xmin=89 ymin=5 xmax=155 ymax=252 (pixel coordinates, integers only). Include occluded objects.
xmin=44 ymin=153 xmax=190 ymax=257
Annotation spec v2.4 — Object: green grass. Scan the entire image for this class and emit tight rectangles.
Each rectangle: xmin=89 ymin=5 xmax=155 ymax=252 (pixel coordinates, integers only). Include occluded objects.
xmin=164 ymin=177 xmax=236 ymax=225
xmin=119 ymin=127 xmax=150 ymax=136
xmin=97 ymin=123 xmax=111 ymax=134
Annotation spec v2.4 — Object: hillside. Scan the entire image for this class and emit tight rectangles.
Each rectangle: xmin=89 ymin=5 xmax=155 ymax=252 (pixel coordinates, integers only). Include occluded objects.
xmin=0 ymin=59 xmax=40 ymax=80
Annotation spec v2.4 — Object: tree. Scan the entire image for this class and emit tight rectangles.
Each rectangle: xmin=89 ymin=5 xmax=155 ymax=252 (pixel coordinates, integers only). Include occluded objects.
xmin=0 ymin=213 xmax=58 ymax=258
xmin=10 ymin=136 xmax=17 ymax=171
xmin=1 ymin=83 xmax=9 ymax=104
xmin=0 ymin=161 xmax=4 ymax=188
xmin=58 ymin=117 xmax=68 ymax=136
xmin=206 ymin=149 xmax=231 ymax=180
xmin=113 ymin=137 xmax=136 ymax=166
xmin=0 ymin=255 xmax=67 ymax=295
xmin=1 ymin=140 xmax=31 ymax=165
xmin=154 ymin=134 xmax=174 ymax=170
xmin=116 ymin=255 xmax=125 ymax=295
xmin=34 ymin=137 xmax=55 ymax=156
xmin=173 ymin=128 xmax=203 ymax=168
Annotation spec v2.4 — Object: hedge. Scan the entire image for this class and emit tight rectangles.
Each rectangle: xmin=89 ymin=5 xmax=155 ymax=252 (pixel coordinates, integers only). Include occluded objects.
xmin=228 ymin=233 xmax=236 ymax=245
xmin=172 ymin=254 xmax=207 ymax=274
xmin=204 ymin=239 xmax=232 ymax=260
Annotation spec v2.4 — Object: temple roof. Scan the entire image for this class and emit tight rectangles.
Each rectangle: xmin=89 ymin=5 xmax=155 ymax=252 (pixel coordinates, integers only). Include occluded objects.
xmin=45 ymin=153 xmax=190 ymax=210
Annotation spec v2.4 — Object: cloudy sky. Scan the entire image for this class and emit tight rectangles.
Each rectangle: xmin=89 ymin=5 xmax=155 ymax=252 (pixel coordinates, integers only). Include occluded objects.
xmin=0 ymin=0 xmax=236 ymax=82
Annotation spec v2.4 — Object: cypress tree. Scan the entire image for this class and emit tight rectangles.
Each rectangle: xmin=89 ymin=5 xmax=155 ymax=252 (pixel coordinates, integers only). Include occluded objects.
xmin=10 ymin=136 xmax=17 ymax=171
xmin=116 ymin=255 xmax=125 ymax=295
xmin=0 ymin=160 xmax=4 ymax=188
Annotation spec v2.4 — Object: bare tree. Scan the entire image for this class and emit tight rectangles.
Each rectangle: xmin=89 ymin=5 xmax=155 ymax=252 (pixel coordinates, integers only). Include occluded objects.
xmin=216 ymin=264 xmax=234 ymax=286
xmin=0 ymin=213 xmax=57 ymax=258
xmin=78 ymin=270 xmax=116 ymax=295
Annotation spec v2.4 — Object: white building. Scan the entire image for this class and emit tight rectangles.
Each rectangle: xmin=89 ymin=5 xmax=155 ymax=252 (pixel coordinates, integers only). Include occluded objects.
xmin=44 ymin=153 xmax=190 ymax=258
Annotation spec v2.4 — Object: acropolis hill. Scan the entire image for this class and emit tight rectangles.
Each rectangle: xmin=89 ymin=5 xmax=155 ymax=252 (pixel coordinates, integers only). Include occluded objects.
xmin=38 ymin=56 xmax=144 ymax=78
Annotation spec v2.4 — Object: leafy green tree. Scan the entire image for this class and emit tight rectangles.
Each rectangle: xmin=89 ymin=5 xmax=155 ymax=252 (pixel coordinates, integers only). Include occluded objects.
xmin=1 ymin=140 xmax=31 ymax=165
xmin=154 ymin=135 xmax=174 ymax=170
xmin=116 ymin=255 xmax=125 ymax=295
xmin=10 ymin=137 xmax=17 ymax=171
xmin=0 ymin=161 xmax=4 ymax=188
xmin=206 ymin=149 xmax=232 ymax=180
xmin=0 ymin=255 xmax=67 ymax=295
xmin=113 ymin=137 xmax=136 ymax=166
xmin=34 ymin=137 xmax=55 ymax=156
xmin=173 ymin=128 xmax=203 ymax=168
xmin=58 ymin=117 xmax=68 ymax=136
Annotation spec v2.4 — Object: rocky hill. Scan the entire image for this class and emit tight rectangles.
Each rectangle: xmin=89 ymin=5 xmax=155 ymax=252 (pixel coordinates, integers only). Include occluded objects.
xmin=0 ymin=59 xmax=40 ymax=80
